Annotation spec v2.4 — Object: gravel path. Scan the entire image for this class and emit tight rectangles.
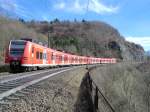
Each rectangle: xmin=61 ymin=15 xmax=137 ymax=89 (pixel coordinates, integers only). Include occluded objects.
xmin=0 ymin=67 xmax=87 ymax=112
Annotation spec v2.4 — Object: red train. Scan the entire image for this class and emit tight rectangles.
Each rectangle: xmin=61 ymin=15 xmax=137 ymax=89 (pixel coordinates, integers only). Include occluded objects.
xmin=5 ymin=39 xmax=116 ymax=72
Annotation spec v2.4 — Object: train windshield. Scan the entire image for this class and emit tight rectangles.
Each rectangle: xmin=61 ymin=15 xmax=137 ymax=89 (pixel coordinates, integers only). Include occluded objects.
xmin=10 ymin=40 xmax=26 ymax=56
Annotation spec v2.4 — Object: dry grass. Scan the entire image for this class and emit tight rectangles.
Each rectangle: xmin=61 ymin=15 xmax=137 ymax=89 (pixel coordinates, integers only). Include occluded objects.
xmin=91 ymin=63 xmax=149 ymax=112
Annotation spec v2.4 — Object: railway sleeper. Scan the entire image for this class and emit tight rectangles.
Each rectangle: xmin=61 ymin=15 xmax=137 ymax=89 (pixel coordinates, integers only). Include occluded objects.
xmin=18 ymin=90 xmax=30 ymax=95
xmin=13 ymin=93 xmax=26 ymax=97
xmin=0 ymin=101 xmax=12 ymax=106
xmin=4 ymin=96 xmax=20 ymax=101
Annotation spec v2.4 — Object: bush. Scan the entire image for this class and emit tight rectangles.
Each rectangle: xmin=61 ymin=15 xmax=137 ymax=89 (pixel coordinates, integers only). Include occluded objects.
xmin=0 ymin=65 xmax=9 ymax=72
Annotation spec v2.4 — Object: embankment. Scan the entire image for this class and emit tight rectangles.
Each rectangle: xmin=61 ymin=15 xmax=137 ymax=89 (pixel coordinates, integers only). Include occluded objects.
xmin=90 ymin=63 xmax=150 ymax=112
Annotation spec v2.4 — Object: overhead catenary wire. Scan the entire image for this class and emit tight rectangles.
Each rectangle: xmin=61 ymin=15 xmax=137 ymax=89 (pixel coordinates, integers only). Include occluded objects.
xmin=86 ymin=0 xmax=90 ymax=13
xmin=84 ymin=0 xmax=90 ymax=20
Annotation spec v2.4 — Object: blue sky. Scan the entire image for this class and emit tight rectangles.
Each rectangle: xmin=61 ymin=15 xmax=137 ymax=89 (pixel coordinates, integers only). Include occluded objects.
xmin=0 ymin=0 xmax=150 ymax=51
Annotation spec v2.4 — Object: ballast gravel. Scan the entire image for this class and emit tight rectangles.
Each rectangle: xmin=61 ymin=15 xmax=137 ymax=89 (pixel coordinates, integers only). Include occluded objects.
xmin=0 ymin=67 xmax=87 ymax=112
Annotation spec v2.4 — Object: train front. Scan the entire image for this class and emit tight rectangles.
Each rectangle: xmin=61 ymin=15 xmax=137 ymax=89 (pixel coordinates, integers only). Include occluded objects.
xmin=5 ymin=40 xmax=27 ymax=71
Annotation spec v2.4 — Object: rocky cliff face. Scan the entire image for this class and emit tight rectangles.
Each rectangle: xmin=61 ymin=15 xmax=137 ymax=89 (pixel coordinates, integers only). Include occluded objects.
xmin=123 ymin=41 xmax=145 ymax=61
xmin=27 ymin=21 xmax=145 ymax=61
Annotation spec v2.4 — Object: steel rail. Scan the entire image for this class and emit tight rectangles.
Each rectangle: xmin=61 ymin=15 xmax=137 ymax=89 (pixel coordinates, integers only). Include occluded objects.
xmin=0 ymin=67 xmax=76 ymax=101
xmin=0 ymin=67 xmax=70 ymax=83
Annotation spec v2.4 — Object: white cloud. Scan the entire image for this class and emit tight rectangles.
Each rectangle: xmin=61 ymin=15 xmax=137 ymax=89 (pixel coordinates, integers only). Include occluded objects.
xmin=53 ymin=0 xmax=86 ymax=14
xmin=54 ymin=2 xmax=66 ymax=9
xmin=0 ymin=0 xmax=16 ymax=11
xmin=0 ymin=0 xmax=34 ymax=19
xmin=89 ymin=0 xmax=119 ymax=14
xmin=73 ymin=0 xmax=85 ymax=12
xmin=126 ymin=37 xmax=150 ymax=51
xmin=53 ymin=0 xmax=119 ymax=14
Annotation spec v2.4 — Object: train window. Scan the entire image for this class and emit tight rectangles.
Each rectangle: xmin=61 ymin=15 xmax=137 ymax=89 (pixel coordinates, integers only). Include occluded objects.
xmin=10 ymin=49 xmax=24 ymax=57
xmin=76 ymin=58 xmax=78 ymax=61
xmin=10 ymin=40 xmax=26 ymax=56
xmin=10 ymin=40 xmax=26 ymax=49
xmin=36 ymin=52 xmax=39 ymax=59
xmin=60 ymin=56 xmax=62 ymax=61
xmin=55 ymin=55 xmax=58 ymax=60
xmin=32 ymin=47 xmax=34 ymax=53
xmin=64 ymin=56 xmax=67 ymax=61
xmin=40 ymin=52 xmax=43 ymax=59
xmin=72 ymin=57 xmax=74 ymax=62
xmin=51 ymin=53 xmax=55 ymax=60
xmin=43 ymin=53 xmax=47 ymax=59
xmin=55 ymin=54 xmax=59 ymax=60
xmin=43 ymin=53 xmax=45 ymax=59
xmin=51 ymin=53 xmax=53 ymax=60
xmin=45 ymin=53 xmax=47 ymax=59
xmin=58 ymin=55 xmax=61 ymax=61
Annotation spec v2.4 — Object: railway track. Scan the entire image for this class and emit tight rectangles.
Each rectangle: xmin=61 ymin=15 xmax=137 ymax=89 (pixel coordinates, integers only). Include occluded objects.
xmin=0 ymin=66 xmax=76 ymax=103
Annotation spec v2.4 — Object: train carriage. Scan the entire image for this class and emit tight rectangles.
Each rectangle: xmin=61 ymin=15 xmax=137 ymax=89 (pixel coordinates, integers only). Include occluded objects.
xmin=5 ymin=39 xmax=117 ymax=72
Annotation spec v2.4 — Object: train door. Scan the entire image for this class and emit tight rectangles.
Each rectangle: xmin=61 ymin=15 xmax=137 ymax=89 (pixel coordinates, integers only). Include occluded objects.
xmin=31 ymin=46 xmax=34 ymax=65
xmin=51 ymin=52 xmax=55 ymax=65
xmin=62 ymin=55 xmax=64 ymax=65
xmin=43 ymin=49 xmax=47 ymax=65
xmin=68 ymin=55 xmax=70 ymax=65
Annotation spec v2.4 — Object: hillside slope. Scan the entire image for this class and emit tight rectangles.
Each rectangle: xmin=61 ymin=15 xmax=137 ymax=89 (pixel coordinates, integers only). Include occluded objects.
xmin=0 ymin=16 xmax=47 ymax=63
xmin=27 ymin=20 xmax=144 ymax=61
xmin=91 ymin=62 xmax=150 ymax=112
xmin=0 ymin=17 xmax=145 ymax=63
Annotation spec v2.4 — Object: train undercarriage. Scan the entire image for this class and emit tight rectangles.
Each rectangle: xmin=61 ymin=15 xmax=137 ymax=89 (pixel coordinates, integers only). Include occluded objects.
xmin=9 ymin=61 xmax=38 ymax=73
